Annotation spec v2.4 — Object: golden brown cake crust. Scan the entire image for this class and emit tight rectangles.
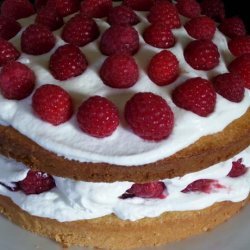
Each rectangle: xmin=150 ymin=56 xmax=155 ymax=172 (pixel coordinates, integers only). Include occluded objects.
xmin=0 ymin=108 xmax=250 ymax=183
xmin=0 ymin=194 xmax=249 ymax=249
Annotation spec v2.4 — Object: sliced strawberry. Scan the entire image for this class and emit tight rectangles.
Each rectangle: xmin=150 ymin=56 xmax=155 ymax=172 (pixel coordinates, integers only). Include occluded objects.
xmin=227 ymin=158 xmax=248 ymax=178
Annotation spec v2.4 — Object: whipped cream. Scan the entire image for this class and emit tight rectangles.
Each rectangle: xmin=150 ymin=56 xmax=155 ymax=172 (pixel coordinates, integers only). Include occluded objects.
xmin=0 ymin=147 xmax=250 ymax=222
xmin=0 ymin=11 xmax=249 ymax=166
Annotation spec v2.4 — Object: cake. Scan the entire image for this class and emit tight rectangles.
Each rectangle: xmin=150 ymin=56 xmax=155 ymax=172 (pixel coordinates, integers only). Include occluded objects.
xmin=0 ymin=0 xmax=250 ymax=249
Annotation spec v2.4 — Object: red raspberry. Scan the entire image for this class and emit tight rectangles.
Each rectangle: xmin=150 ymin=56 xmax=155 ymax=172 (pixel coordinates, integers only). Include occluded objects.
xmin=32 ymin=84 xmax=73 ymax=125
xmin=0 ymin=39 xmax=20 ymax=66
xmin=120 ymin=181 xmax=167 ymax=199
xmin=176 ymin=0 xmax=201 ymax=18
xmin=49 ymin=44 xmax=88 ymax=81
xmin=148 ymin=50 xmax=179 ymax=86
xmin=184 ymin=40 xmax=220 ymax=71
xmin=184 ymin=16 xmax=216 ymax=40
xmin=18 ymin=170 xmax=55 ymax=195
xmin=100 ymin=54 xmax=139 ymax=88
xmin=1 ymin=0 xmax=35 ymax=20
xmin=218 ymin=17 xmax=246 ymax=39
xmin=46 ymin=0 xmax=80 ymax=17
xmin=201 ymin=0 xmax=225 ymax=22
xmin=80 ymin=0 xmax=112 ymax=18
xmin=100 ymin=25 xmax=139 ymax=56
xmin=172 ymin=77 xmax=216 ymax=117
xmin=0 ymin=16 xmax=21 ymax=40
xmin=21 ymin=24 xmax=55 ymax=55
xmin=35 ymin=0 xmax=48 ymax=11
xmin=123 ymin=0 xmax=154 ymax=11
xmin=35 ymin=7 xmax=64 ymax=31
xmin=107 ymin=6 xmax=139 ymax=26
xmin=77 ymin=96 xmax=119 ymax=138
xmin=228 ymin=36 xmax=250 ymax=57
xmin=148 ymin=2 xmax=181 ymax=29
xmin=125 ymin=92 xmax=174 ymax=141
xmin=228 ymin=54 xmax=250 ymax=89
xmin=0 ymin=62 xmax=35 ymax=100
xmin=143 ymin=23 xmax=175 ymax=49
xmin=61 ymin=14 xmax=100 ymax=47
xmin=228 ymin=158 xmax=248 ymax=178
xmin=212 ymin=73 xmax=245 ymax=103
xmin=182 ymin=179 xmax=224 ymax=194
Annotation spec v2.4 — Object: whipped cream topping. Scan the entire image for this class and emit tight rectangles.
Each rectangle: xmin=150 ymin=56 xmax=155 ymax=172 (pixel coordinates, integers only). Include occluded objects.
xmin=0 ymin=11 xmax=249 ymax=166
xmin=0 ymin=147 xmax=250 ymax=222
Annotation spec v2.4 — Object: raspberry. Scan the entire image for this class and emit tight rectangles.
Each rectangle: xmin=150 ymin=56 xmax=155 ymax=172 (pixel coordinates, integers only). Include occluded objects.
xmin=35 ymin=0 xmax=48 ymax=11
xmin=176 ymin=0 xmax=201 ymax=18
xmin=218 ymin=17 xmax=246 ymax=39
xmin=80 ymin=0 xmax=112 ymax=18
xmin=17 ymin=170 xmax=55 ymax=195
xmin=228 ymin=36 xmax=250 ymax=57
xmin=0 ymin=39 xmax=20 ymax=66
xmin=62 ymin=14 xmax=100 ymax=47
xmin=47 ymin=0 xmax=80 ymax=17
xmin=172 ymin=77 xmax=216 ymax=117
xmin=100 ymin=54 xmax=139 ymax=88
xmin=184 ymin=40 xmax=220 ymax=71
xmin=123 ymin=0 xmax=154 ymax=11
xmin=143 ymin=23 xmax=175 ymax=49
xmin=201 ymin=0 xmax=225 ymax=22
xmin=148 ymin=2 xmax=181 ymax=29
xmin=77 ymin=96 xmax=119 ymax=138
xmin=21 ymin=24 xmax=55 ymax=55
xmin=32 ymin=84 xmax=73 ymax=125
xmin=49 ymin=44 xmax=88 ymax=81
xmin=100 ymin=25 xmax=139 ymax=56
xmin=125 ymin=92 xmax=174 ymax=141
xmin=182 ymin=179 xmax=224 ymax=193
xmin=0 ymin=16 xmax=21 ymax=40
xmin=212 ymin=73 xmax=245 ymax=103
xmin=184 ymin=16 xmax=216 ymax=40
xmin=107 ymin=6 xmax=139 ymax=26
xmin=227 ymin=158 xmax=248 ymax=178
xmin=35 ymin=7 xmax=64 ymax=31
xmin=1 ymin=0 xmax=35 ymax=20
xmin=120 ymin=181 xmax=167 ymax=199
xmin=228 ymin=54 xmax=250 ymax=89
xmin=148 ymin=50 xmax=179 ymax=86
xmin=0 ymin=62 xmax=35 ymax=100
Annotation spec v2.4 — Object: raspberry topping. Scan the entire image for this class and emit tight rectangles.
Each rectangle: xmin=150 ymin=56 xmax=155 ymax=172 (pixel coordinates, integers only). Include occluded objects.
xmin=123 ymin=0 xmax=154 ymax=11
xmin=184 ymin=16 xmax=216 ymax=40
xmin=49 ymin=44 xmax=88 ymax=81
xmin=62 ymin=14 xmax=100 ymax=47
xmin=148 ymin=50 xmax=179 ymax=86
xmin=125 ymin=92 xmax=174 ymax=141
xmin=0 ymin=16 xmax=21 ymax=40
xmin=35 ymin=7 xmax=64 ymax=31
xmin=182 ymin=179 xmax=224 ymax=193
xmin=212 ymin=73 xmax=245 ymax=103
xmin=143 ymin=23 xmax=176 ymax=49
xmin=228 ymin=158 xmax=248 ymax=178
xmin=17 ymin=170 xmax=55 ymax=195
xmin=0 ymin=62 xmax=35 ymax=100
xmin=184 ymin=40 xmax=220 ymax=71
xmin=228 ymin=36 xmax=250 ymax=57
xmin=100 ymin=25 xmax=139 ymax=56
xmin=201 ymin=0 xmax=225 ymax=22
xmin=172 ymin=77 xmax=216 ymax=117
xmin=148 ymin=2 xmax=181 ymax=29
xmin=228 ymin=54 xmax=250 ymax=89
xmin=32 ymin=84 xmax=73 ymax=125
xmin=100 ymin=54 xmax=139 ymax=88
xmin=120 ymin=181 xmax=167 ymax=199
xmin=176 ymin=0 xmax=201 ymax=18
xmin=77 ymin=96 xmax=119 ymax=138
xmin=0 ymin=39 xmax=20 ymax=67
xmin=107 ymin=6 xmax=139 ymax=26
xmin=35 ymin=0 xmax=48 ymax=11
xmin=21 ymin=24 xmax=56 ymax=55
xmin=1 ymin=0 xmax=35 ymax=20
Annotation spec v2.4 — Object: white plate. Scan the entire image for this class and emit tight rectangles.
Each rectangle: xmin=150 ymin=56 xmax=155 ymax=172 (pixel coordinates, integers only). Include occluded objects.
xmin=1 ymin=203 xmax=250 ymax=250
